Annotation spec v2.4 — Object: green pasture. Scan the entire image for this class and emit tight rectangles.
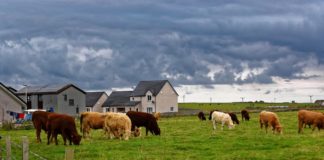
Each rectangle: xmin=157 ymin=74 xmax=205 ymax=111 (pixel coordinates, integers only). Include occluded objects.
xmin=1 ymin=111 xmax=324 ymax=160
xmin=178 ymin=102 xmax=315 ymax=112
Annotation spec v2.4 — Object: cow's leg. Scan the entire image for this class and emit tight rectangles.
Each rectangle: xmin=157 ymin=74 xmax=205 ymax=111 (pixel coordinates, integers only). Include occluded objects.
xmin=298 ymin=120 xmax=304 ymax=133
xmin=265 ymin=123 xmax=268 ymax=133
xmin=36 ymin=128 xmax=41 ymax=143
xmin=62 ymin=130 xmax=67 ymax=145
xmin=145 ymin=127 xmax=149 ymax=136
xmin=47 ymin=130 xmax=52 ymax=145
xmin=212 ymin=120 xmax=217 ymax=130
xmin=260 ymin=120 xmax=263 ymax=129
xmin=221 ymin=121 xmax=225 ymax=131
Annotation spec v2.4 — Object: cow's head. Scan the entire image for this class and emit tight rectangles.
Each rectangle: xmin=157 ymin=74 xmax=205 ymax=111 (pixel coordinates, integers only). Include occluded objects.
xmin=276 ymin=126 xmax=282 ymax=134
xmin=154 ymin=127 xmax=161 ymax=135
xmin=72 ymin=134 xmax=82 ymax=145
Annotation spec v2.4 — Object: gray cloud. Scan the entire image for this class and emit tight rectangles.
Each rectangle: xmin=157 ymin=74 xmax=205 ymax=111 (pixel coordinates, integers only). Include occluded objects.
xmin=1 ymin=0 xmax=324 ymax=90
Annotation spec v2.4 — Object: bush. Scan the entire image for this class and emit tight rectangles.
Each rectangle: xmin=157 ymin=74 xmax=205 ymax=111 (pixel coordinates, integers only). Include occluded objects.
xmin=1 ymin=121 xmax=14 ymax=130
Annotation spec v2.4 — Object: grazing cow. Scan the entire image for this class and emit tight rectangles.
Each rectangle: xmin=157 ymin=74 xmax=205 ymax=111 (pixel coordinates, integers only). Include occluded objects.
xmin=104 ymin=112 xmax=132 ymax=140
xmin=298 ymin=110 xmax=324 ymax=133
xmin=211 ymin=111 xmax=235 ymax=131
xmin=208 ymin=110 xmax=219 ymax=120
xmin=32 ymin=111 xmax=53 ymax=143
xmin=80 ymin=112 xmax=107 ymax=138
xmin=126 ymin=111 xmax=160 ymax=136
xmin=47 ymin=113 xmax=82 ymax=145
xmin=259 ymin=111 xmax=282 ymax=134
xmin=241 ymin=109 xmax=250 ymax=121
xmin=228 ymin=112 xmax=239 ymax=124
xmin=198 ymin=112 xmax=206 ymax=121
xmin=153 ymin=112 xmax=161 ymax=121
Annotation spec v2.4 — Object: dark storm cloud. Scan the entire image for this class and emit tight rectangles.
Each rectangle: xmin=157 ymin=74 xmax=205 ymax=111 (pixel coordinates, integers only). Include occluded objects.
xmin=1 ymin=0 xmax=324 ymax=90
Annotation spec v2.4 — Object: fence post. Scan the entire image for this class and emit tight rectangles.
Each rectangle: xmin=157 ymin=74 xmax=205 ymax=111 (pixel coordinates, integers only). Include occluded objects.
xmin=65 ymin=148 xmax=74 ymax=160
xmin=6 ymin=136 xmax=11 ymax=160
xmin=22 ymin=136 xmax=29 ymax=160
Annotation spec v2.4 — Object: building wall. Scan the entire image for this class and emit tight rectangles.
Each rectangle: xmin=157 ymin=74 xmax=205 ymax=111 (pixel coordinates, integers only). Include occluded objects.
xmin=92 ymin=94 xmax=108 ymax=112
xmin=57 ymin=87 xmax=86 ymax=116
xmin=102 ymin=105 xmax=139 ymax=113
xmin=155 ymin=82 xmax=178 ymax=113
xmin=139 ymin=91 xmax=156 ymax=113
xmin=0 ymin=87 xmax=24 ymax=122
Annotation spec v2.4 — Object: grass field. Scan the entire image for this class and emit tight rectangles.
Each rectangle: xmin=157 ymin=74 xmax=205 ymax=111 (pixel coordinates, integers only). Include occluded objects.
xmin=1 ymin=111 xmax=324 ymax=160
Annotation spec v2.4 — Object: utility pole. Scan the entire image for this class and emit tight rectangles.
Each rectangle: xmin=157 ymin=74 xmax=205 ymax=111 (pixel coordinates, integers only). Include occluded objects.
xmin=309 ymin=95 xmax=313 ymax=103
xmin=183 ymin=95 xmax=185 ymax=103
xmin=240 ymin=97 xmax=244 ymax=102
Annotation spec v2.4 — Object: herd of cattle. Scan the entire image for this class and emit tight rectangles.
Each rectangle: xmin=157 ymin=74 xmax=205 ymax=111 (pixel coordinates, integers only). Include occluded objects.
xmin=31 ymin=111 xmax=160 ymax=145
xmin=199 ymin=109 xmax=324 ymax=134
xmin=30 ymin=109 xmax=324 ymax=146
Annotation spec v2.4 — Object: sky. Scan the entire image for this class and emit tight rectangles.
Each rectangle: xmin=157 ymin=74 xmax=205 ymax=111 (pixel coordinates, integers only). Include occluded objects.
xmin=1 ymin=0 xmax=324 ymax=103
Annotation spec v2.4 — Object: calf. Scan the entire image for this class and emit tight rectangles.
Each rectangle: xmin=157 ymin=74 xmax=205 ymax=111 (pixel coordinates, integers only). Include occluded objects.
xmin=198 ymin=112 xmax=206 ymax=121
xmin=211 ymin=111 xmax=234 ymax=131
xmin=259 ymin=111 xmax=282 ymax=134
xmin=241 ymin=109 xmax=250 ymax=121
xmin=126 ymin=111 xmax=160 ymax=136
xmin=47 ymin=113 xmax=82 ymax=145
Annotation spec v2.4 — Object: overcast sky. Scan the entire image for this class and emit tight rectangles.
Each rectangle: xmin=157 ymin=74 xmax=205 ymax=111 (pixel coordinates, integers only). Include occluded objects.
xmin=1 ymin=0 xmax=324 ymax=102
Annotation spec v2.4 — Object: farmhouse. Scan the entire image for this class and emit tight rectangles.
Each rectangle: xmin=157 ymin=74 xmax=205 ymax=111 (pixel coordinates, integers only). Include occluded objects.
xmin=0 ymin=82 xmax=26 ymax=123
xmin=105 ymin=80 xmax=178 ymax=113
xmin=16 ymin=84 xmax=86 ymax=116
xmin=103 ymin=91 xmax=140 ymax=113
xmin=86 ymin=91 xmax=108 ymax=112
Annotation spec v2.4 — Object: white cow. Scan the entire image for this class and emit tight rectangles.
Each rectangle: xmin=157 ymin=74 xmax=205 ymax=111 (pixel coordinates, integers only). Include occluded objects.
xmin=211 ymin=111 xmax=235 ymax=131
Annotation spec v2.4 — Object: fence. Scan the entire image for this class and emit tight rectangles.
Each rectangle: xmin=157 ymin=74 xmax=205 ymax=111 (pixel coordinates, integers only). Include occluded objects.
xmin=0 ymin=136 xmax=74 ymax=160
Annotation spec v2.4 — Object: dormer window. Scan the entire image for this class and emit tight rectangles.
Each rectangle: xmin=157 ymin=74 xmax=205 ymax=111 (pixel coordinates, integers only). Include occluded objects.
xmin=147 ymin=95 xmax=152 ymax=101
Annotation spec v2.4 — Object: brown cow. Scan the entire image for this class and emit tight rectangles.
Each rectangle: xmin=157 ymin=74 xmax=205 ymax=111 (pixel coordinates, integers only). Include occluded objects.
xmin=32 ymin=111 xmax=53 ymax=143
xmin=126 ymin=111 xmax=160 ymax=136
xmin=47 ymin=113 xmax=82 ymax=145
xmin=259 ymin=111 xmax=282 ymax=134
xmin=241 ymin=109 xmax=250 ymax=121
xmin=298 ymin=110 xmax=324 ymax=133
xmin=80 ymin=112 xmax=107 ymax=138
xmin=198 ymin=112 xmax=206 ymax=121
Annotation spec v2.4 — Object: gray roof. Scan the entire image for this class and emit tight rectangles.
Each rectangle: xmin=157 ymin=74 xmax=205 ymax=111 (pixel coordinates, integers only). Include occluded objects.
xmin=103 ymin=91 xmax=140 ymax=107
xmin=132 ymin=80 xmax=178 ymax=96
xmin=86 ymin=92 xmax=107 ymax=107
xmin=16 ymin=84 xmax=86 ymax=95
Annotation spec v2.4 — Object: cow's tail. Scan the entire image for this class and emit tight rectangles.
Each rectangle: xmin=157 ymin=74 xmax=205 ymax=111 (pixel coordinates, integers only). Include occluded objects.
xmin=80 ymin=113 xmax=84 ymax=132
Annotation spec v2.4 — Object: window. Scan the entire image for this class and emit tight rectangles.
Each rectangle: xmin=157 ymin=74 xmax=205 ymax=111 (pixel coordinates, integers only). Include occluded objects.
xmin=170 ymin=107 xmax=174 ymax=112
xmin=86 ymin=108 xmax=91 ymax=112
xmin=112 ymin=108 xmax=114 ymax=112
xmin=132 ymin=97 xmax=134 ymax=101
xmin=69 ymin=99 xmax=74 ymax=106
xmin=76 ymin=107 xmax=79 ymax=114
xmin=147 ymin=95 xmax=152 ymax=101
xmin=64 ymin=94 xmax=67 ymax=101
xmin=147 ymin=107 xmax=153 ymax=113
xmin=129 ymin=108 xmax=132 ymax=111
xmin=27 ymin=95 xmax=31 ymax=101
xmin=136 ymin=108 xmax=138 ymax=112
xmin=105 ymin=108 xmax=110 ymax=112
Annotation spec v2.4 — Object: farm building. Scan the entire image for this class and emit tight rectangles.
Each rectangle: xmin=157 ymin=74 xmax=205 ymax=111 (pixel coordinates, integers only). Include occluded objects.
xmin=16 ymin=84 xmax=86 ymax=116
xmin=0 ymin=82 xmax=26 ymax=123
xmin=86 ymin=91 xmax=108 ymax=112
xmin=105 ymin=80 xmax=178 ymax=113
xmin=103 ymin=91 xmax=140 ymax=113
